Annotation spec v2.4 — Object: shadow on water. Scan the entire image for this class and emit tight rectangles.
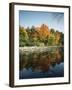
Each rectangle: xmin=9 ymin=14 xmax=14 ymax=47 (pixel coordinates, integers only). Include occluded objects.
xmin=19 ymin=47 xmax=64 ymax=79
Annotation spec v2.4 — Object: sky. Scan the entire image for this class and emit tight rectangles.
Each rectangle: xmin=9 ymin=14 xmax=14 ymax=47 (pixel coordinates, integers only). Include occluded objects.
xmin=19 ymin=10 xmax=64 ymax=32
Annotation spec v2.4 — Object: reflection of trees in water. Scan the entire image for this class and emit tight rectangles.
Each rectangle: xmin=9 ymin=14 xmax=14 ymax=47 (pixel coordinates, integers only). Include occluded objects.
xmin=19 ymin=47 xmax=64 ymax=72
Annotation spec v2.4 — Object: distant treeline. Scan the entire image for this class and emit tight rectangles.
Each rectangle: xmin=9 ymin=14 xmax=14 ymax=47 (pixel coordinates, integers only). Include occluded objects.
xmin=19 ymin=24 xmax=64 ymax=47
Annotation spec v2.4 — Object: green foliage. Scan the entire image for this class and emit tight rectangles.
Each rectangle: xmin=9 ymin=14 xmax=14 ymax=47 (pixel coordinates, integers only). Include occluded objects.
xmin=50 ymin=28 xmax=55 ymax=34
xmin=19 ymin=26 xmax=29 ymax=47
xmin=19 ymin=25 xmax=64 ymax=47
xmin=47 ymin=36 xmax=54 ymax=45
xmin=59 ymin=33 xmax=64 ymax=45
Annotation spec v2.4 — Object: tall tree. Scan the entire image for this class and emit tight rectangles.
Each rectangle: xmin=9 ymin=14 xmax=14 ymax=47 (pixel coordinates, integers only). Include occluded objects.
xmin=19 ymin=26 xmax=29 ymax=46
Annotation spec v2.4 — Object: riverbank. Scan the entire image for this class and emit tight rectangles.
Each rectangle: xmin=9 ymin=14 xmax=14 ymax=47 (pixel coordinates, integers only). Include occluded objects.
xmin=19 ymin=46 xmax=63 ymax=54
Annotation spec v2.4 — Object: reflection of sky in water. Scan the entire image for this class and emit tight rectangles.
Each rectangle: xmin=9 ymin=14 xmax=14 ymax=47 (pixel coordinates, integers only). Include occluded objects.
xmin=20 ymin=63 xmax=64 ymax=79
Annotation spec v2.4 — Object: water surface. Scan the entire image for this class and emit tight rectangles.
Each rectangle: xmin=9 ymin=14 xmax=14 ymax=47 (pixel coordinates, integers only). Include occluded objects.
xmin=19 ymin=47 xmax=64 ymax=79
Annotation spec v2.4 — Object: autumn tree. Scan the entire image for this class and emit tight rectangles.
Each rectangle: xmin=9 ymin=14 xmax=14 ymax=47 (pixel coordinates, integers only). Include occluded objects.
xmin=55 ymin=30 xmax=61 ymax=45
xmin=19 ymin=24 xmax=64 ymax=46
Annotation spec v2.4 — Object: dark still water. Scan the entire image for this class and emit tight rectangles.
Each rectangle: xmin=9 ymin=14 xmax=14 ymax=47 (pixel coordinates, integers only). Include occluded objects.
xmin=19 ymin=47 xmax=64 ymax=79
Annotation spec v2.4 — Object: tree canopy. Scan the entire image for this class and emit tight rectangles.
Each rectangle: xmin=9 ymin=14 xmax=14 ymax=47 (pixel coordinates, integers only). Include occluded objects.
xmin=19 ymin=24 xmax=64 ymax=47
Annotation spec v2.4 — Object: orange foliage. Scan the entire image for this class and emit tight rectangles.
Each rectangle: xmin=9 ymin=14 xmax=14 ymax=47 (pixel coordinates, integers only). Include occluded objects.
xmin=37 ymin=24 xmax=50 ymax=38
